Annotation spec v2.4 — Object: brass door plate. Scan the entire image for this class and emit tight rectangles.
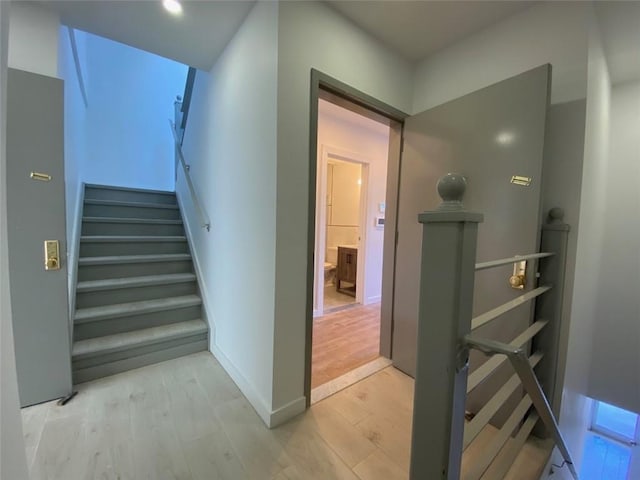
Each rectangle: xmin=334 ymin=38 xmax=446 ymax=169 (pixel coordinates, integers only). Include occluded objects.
xmin=44 ymin=240 xmax=60 ymax=271
xmin=509 ymin=260 xmax=526 ymax=289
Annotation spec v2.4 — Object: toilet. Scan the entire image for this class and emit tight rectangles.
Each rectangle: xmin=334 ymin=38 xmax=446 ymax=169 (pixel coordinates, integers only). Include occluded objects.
xmin=324 ymin=262 xmax=336 ymax=286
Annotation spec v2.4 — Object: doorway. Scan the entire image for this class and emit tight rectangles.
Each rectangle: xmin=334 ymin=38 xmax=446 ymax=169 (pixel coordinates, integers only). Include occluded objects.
xmin=306 ymin=73 xmax=407 ymax=403
xmin=319 ymin=156 xmax=365 ymax=313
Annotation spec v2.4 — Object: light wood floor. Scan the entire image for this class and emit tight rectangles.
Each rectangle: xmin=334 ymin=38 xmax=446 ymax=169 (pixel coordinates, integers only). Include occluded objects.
xmin=21 ymin=352 xmax=550 ymax=480
xmin=323 ymin=287 xmax=357 ymax=310
xmin=312 ymin=303 xmax=381 ymax=389
xmin=22 ymin=352 xmax=411 ymax=480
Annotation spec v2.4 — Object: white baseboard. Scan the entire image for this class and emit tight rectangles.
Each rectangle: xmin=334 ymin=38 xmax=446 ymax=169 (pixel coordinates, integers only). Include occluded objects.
xmin=269 ymin=396 xmax=307 ymax=427
xmin=210 ymin=342 xmax=271 ymax=424
xmin=364 ymin=295 xmax=381 ymax=305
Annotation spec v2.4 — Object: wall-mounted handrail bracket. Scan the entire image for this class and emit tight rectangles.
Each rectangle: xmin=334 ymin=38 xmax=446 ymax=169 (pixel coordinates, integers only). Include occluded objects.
xmin=169 ymin=120 xmax=211 ymax=232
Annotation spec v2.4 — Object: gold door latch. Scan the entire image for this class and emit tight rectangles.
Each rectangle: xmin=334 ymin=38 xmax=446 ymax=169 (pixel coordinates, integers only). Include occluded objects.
xmin=509 ymin=259 xmax=527 ymax=289
xmin=44 ymin=240 xmax=60 ymax=271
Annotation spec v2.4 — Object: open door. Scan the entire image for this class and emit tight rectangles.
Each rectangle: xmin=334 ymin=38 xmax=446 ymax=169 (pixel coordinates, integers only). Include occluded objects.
xmin=7 ymin=69 xmax=72 ymax=406
xmin=392 ymin=65 xmax=551 ymax=377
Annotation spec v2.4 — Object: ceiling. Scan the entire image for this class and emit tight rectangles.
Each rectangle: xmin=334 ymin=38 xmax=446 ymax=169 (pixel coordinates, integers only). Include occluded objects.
xmin=327 ymin=1 xmax=534 ymax=62
xmin=596 ymin=1 xmax=640 ymax=85
xmin=37 ymin=1 xmax=538 ymax=71
xmin=37 ymin=1 xmax=256 ymax=70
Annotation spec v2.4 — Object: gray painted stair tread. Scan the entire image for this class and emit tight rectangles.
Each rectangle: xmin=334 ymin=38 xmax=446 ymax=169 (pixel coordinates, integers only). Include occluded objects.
xmin=78 ymin=253 xmax=191 ymax=265
xmin=81 ymin=235 xmax=187 ymax=243
xmin=84 ymin=199 xmax=179 ymax=209
xmin=75 ymin=295 xmax=202 ymax=323
xmin=82 ymin=217 xmax=183 ymax=224
xmin=77 ymin=273 xmax=197 ymax=292
xmin=85 ymin=183 xmax=175 ymax=196
xmin=72 ymin=319 xmax=207 ymax=358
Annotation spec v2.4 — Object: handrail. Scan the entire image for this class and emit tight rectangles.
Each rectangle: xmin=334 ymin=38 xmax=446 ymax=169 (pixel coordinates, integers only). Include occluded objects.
xmin=169 ymin=120 xmax=210 ymax=232
xmin=475 ymin=252 xmax=554 ymax=271
xmin=471 ymin=285 xmax=552 ymax=331
xmin=180 ymin=67 xmax=197 ymax=134
xmin=464 ymin=335 xmax=579 ymax=480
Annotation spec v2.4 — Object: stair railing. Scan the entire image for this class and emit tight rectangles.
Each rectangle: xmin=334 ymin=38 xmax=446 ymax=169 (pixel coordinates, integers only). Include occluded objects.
xmin=409 ymin=173 xmax=577 ymax=479
xmin=169 ymin=119 xmax=210 ymax=232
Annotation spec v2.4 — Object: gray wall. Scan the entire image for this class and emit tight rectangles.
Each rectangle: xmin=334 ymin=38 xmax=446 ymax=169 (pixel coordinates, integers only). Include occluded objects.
xmin=0 ymin=1 xmax=29 ymax=478
xmin=588 ymin=80 xmax=640 ymax=413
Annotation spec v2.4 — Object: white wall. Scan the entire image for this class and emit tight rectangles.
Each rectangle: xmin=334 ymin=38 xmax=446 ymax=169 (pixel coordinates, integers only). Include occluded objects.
xmin=8 ymin=1 xmax=59 ymax=78
xmin=318 ymin=100 xmax=390 ymax=305
xmin=587 ymin=80 xmax=640 ymax=413
xmin=412 ymin=2 xmax=589 ymax=112
xmin=179 ymin=1 xmax=279 ymax=426
xmin=273 ymin=0 xmax=413 ymax=419
xmin=82 ymin=33 xmax=187 ymax=191
xmin=545 ymin=13 xmax=612 ymax=478
xmin=58 ymin=27 xmax=88 ymax=318
xmin=0 ymin=1 xmax=29 ymax=478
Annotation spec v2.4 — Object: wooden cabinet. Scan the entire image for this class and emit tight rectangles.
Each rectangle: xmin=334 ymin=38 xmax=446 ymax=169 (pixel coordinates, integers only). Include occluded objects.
xmin=336 ymin=246 xmax=357 ymax=297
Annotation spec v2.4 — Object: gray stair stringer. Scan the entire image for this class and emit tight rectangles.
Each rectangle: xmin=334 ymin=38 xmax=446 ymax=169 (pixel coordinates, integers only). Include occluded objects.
xmin=71 ymin=184 xmax=208 ymax=384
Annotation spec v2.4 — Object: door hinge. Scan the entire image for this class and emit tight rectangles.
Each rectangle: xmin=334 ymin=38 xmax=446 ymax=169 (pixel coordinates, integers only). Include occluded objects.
xmin=400 ymin=137 xmax=405 ymax=153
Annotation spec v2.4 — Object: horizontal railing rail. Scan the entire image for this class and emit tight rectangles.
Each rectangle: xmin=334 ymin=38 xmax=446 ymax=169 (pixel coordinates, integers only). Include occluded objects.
xmin=475 ymin=252 xmax=554 ymax=271
xmin=464 ymin=335 xmax=579 ymax=480
xmin=169 ymin=120 xmax=210 ymax=232
xmin=471 ymin=285 xmax=552 ymax=331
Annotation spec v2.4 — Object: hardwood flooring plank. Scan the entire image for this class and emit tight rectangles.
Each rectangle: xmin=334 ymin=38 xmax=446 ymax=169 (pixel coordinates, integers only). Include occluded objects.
xmin=183 ymin=432 xmax=249 ymax=480
xmin=127 ymin=364 xmax=194 ymax=480
xmin=272 ymin=414 xmax=361 ymax=480
xmin=215 ymin=397 xmax=294 ymax=479
xmin=355 ymin=414 xmax=411 ymax=471
xmin=21 ymin=400 xmax=52 ymax=473
xmin=298 ymin=401 xmax=377 ymax=468
xmin=353 ymin=450 xmax=408 ymax=480
xmin=312 ymin=303 xmax=381 ymax=389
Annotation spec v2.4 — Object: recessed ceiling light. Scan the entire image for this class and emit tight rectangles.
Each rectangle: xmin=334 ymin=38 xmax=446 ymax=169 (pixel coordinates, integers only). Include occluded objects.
xmin=163 ymin=0 xmax=183 ymax=15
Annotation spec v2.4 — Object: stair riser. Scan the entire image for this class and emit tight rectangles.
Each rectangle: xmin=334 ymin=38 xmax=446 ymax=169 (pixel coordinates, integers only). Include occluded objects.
xmin=76 ymin=282 xmax=198 ymax=309
xmin=80 ymin=241 xmax=189 ymax=257
xmin=73 ymin=333 xmax=208 ymax=370
xmin=85 ymin=187 xmax=177 ymax=205
xmin=82 ymin=222 xmax=184 ymax=236
xmin=72 ymin=339 xmax=208 ymax=384
xmin=83 ymin=204 xmax=181 ymax=220
xmin=78 ymin=260 xmax=193 ymax=281
xmin=74 ymin=304 xmax=202 ymax=340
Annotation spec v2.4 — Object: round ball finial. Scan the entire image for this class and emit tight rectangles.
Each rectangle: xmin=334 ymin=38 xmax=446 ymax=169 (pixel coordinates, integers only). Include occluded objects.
xmin=437 ymin=173 xmax=467 ymax=211
xmin=176 ymin=95 xmax=183 ymax=102
xmin=548 ymin=207 xmax=565 ymax=224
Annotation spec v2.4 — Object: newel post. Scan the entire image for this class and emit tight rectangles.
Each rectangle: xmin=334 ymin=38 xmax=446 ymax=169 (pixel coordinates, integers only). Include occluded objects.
xmin=410 ymin=174 xmax=483 ymax=480
xmin=532 ymin=208 xmax=570 ymax=420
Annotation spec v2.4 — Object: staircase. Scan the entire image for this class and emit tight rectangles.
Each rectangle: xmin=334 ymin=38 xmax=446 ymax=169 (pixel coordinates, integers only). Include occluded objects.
xmin=71 ymin=184 xmax=208 ymax=384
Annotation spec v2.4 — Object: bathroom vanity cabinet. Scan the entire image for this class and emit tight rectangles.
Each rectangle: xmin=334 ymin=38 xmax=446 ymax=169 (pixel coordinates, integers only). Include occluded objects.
xmin=336 ymin=246 xmax=357 ymax=297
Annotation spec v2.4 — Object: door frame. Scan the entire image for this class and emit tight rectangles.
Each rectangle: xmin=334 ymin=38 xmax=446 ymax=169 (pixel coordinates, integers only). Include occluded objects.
xmin=314 ymin=146 xmax=370 ymax=316
xmin=304 ymin=69 xmax=408 ymax=405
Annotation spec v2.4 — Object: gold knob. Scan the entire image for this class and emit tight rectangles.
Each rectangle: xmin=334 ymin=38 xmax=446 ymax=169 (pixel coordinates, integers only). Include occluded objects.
xmin=46 ymin=257 xmax=59 ymax=270
xmin=509 ymin=274 xmax=525 ymax=289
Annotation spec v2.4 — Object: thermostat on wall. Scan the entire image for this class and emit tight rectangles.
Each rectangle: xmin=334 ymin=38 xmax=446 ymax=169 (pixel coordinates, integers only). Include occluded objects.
xmin=375 ymin=216 xmax=385 ymax=229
